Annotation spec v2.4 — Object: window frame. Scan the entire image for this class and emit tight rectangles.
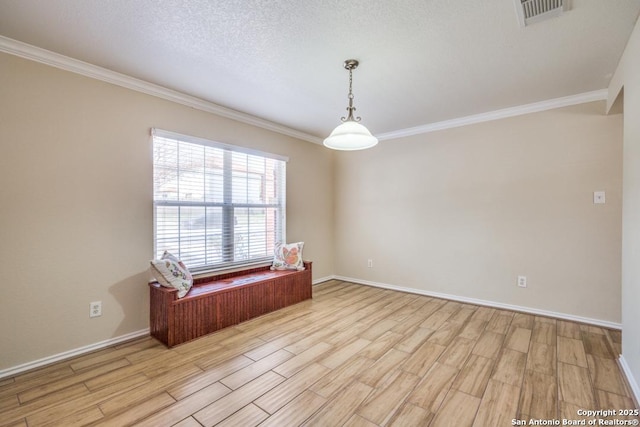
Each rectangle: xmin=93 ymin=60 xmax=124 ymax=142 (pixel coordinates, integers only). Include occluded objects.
xmin=152 ymin=128 xmax=288 ymax=273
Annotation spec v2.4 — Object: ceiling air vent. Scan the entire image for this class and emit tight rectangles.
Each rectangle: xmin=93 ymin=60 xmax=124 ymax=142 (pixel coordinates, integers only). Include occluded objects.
xmin=514 ymin=0 xmax=569 ymax=27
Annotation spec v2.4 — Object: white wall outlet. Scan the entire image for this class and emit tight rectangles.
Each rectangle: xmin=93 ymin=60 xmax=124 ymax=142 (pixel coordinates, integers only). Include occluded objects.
xmin=90 ymin=301 xmax=102 ymax=318
xmin=593 ymin=191 xmax=606 ymax=204
xmin=517 ymin=276 xmax=527 ymax=288
xmin=367 ymin=259 xmax=373 ymax=268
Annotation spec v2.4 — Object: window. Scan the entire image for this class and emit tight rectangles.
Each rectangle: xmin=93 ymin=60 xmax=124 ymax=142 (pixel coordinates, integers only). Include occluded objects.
xmin=152 ymin=129 xmax=287 ymax=271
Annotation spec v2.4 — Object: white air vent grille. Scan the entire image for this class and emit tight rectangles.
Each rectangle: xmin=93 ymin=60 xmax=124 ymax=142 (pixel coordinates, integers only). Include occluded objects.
xmin=515 ymin=0 xmax=569 ymax=27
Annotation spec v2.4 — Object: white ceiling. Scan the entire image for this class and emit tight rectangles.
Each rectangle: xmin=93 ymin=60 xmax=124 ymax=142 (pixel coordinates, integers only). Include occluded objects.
xmin=1 ymin=0 xmax=639 ymax=142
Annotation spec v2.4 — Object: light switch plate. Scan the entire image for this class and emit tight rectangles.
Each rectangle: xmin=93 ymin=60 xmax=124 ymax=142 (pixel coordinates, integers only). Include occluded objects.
xmin=593 ymin=191 xmax=605 ymax=204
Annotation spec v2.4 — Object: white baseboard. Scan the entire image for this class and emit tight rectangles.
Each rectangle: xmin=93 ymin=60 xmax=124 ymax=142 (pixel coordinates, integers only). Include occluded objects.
xmin=0 ymin=328 xmax=150 ymax=380
xmin=312 ymin=275 xmax=336 ymax=285
xmin=1 ymin=275 xmax=623 ymax=380
xmin=334 ymin=275 xmax=622 ymax=330
xmin=618 ymin=355 xmax=640 ymax=407
xmin=0 ymin=276 xmax=337 ymax=380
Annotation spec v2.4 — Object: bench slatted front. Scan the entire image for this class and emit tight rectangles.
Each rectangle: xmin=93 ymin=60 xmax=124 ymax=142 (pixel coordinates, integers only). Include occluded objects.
xmin=149 ymin=261 xmax=312 ymax=347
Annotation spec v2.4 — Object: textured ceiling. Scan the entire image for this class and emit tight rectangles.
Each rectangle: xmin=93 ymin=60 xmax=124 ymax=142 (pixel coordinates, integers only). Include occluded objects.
xmin=0 ymin=0 xmax=639 ymax=141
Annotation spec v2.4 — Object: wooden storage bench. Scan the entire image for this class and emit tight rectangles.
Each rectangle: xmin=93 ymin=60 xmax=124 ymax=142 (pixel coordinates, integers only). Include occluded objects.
xmin=149 ymin=261 xmax=312 ymax=347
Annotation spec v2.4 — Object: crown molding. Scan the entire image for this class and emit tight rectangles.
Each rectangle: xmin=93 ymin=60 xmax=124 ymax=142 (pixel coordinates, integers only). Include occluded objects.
xmin=0 ymin=36 xmax=322 ymax=144
xmin=1 ymin=36 xmax=609 ymax=145
xmin=377 ymin=89 xmax=609 ymax=141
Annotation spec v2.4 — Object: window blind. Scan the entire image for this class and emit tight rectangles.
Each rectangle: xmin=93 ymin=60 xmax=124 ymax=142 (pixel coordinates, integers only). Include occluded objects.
xmin=152 ymin=129 xmax=287 ymax=271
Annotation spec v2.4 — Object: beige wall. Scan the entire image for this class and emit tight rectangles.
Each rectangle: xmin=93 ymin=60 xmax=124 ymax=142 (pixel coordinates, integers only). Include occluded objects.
xmin=0 ymin=52 xmax=334 ymax=372
xmin=609 ymin=15 xmax=640 ymax=400
xmin=334 ymin=102 xmax=622 ymax=323
xmin=0 ymin=44 xmax=628 ymax=377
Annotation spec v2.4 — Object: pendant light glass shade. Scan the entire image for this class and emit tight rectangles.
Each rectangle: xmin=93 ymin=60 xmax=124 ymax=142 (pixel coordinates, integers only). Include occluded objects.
xmin=323 ymin=120 xmax=378 ymax=151
xmin=324 ymin=59 xmax=378 ymax=151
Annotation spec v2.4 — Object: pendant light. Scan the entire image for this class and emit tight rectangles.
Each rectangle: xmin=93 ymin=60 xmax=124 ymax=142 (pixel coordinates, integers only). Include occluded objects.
xmin=323 ymin=59 xmax=378 ymax=151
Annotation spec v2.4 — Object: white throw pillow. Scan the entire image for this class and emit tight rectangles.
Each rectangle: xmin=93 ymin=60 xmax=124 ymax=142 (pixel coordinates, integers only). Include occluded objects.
xmin=150 ymin=251 xmax=193 ymax=298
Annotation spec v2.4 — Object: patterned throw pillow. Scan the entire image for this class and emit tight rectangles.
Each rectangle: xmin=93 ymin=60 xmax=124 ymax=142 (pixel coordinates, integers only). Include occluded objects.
xmin=271 ymin=242 xmax=305 ymax=271
xmin=150 ymin=251 xmax=193 ymax=298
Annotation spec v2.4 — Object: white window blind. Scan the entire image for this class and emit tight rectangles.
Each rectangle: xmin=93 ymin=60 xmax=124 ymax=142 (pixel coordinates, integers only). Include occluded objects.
xmin=152 ymin=129 xmax=287 ymax=271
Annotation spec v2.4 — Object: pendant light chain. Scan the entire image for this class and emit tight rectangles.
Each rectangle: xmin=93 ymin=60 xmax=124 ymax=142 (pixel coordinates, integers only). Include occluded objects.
xmin=342 ymin=63 xmax=361 ymax=123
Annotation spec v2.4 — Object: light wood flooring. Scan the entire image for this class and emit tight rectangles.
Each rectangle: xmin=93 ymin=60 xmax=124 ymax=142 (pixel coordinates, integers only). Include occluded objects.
xmin=1 ymin=280 xmax=637 ymax=427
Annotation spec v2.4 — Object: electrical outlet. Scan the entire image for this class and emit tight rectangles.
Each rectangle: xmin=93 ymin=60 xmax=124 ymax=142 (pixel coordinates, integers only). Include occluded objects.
xmin=593 ymin=191 xmax=606 ymax=204
xmin=90 ymin=301 xmax=102 ymax=318
xmin=367 ymin=259 xmax=373 ymax=268
xmin=517 ymin=276 xmax=527 ymax=288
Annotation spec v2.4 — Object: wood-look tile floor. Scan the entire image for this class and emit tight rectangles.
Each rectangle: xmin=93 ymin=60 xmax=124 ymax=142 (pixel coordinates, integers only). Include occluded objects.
xmin=1 ymin=281 xmax=637 ymax=427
